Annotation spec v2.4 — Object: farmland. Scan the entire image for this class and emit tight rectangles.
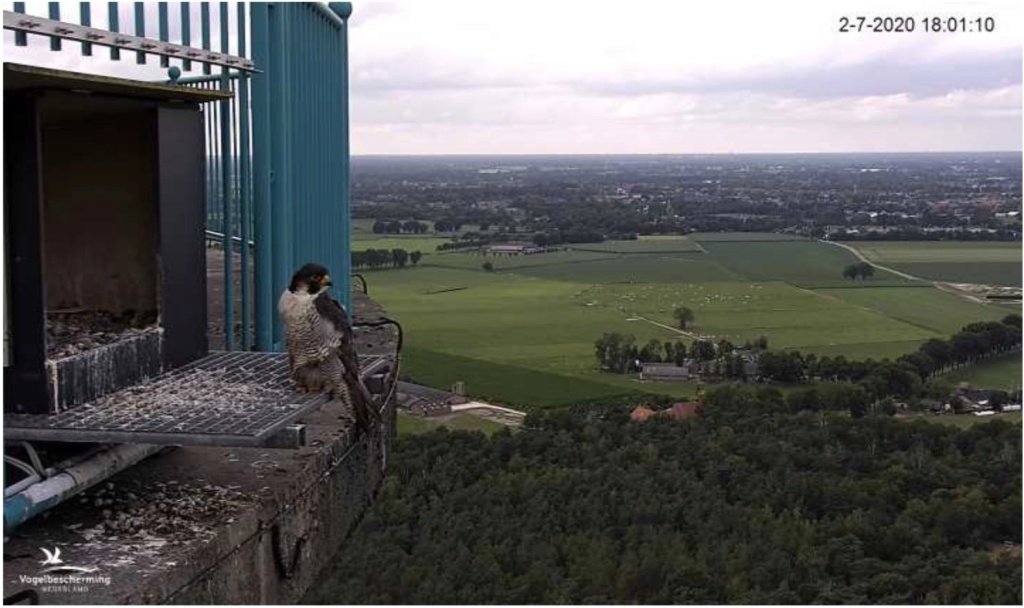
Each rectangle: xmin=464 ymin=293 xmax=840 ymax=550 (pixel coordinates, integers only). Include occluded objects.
xmin=364 ymin=233 xmax=1019 ymax=408
xmin=943 ymin=352 xmax=1022 ymax=390
xmin=846 ymin=241 xmax=1022 ymax=286
xmin=396 ymin=410 xmax=508 ymax=436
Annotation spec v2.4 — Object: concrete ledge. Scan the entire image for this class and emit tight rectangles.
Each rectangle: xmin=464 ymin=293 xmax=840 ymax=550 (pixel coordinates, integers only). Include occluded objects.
xmin=3 ymin=292 xmax=399 ymax=604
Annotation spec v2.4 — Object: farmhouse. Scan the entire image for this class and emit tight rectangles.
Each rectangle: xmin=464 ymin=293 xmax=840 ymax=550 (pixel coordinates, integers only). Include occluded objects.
xmin=485 ymin=242 xmax=543 ymax=255
xmin=640 ymin=363 xmax=691 ymax=380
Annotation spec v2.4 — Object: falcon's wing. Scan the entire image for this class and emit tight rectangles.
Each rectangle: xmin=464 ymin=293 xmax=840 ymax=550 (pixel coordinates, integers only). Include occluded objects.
xmin=313 ymin=291 xmax=352 ymax=337
xmin=314 ymin=291 xmax=378 ymax=425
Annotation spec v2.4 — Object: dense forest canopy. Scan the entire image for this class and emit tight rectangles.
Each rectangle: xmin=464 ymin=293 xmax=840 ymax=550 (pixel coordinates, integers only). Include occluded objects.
xmin=309 ymin=390 xmax=1021 ymax=605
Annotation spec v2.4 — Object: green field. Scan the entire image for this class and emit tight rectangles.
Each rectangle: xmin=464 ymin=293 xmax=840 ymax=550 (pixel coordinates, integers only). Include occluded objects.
xmin=363 ymin=232 xmax=1015 ymax=408
xmin=815 ymin=285 xmax=1010 ymax=334
xmin=510 ymin=254 xmax=742 ymax=283
xmin=401 ymin=346 xmax=637 ymax=408
xmin=943 ymin=352 xmax=1022 ymax=390
xmin=908 ymin=411 xmax=1022 ymax=429
xmin=847 ymin=241 xmax=1022 ymax=287
xmin=700 ymin=241 xmax=912 ymax=288
xmin=569 ymin=238 xmax=703 ymax=254
xmin=690 ymin=232 xmax=808 ymax=242
xmin=426 ymin=249 xmax=617 ymax=271
xmin=351 ymin=235 xmax=452 ymax=254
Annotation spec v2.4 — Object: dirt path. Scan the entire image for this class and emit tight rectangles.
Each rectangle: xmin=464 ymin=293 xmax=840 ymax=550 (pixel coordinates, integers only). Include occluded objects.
xmin=632 ymin=316 xmax=712 ymax=340
xmin=822 ymin=240 xmax=926 ymax=282
xmin=450 ymin=401 xmax=526 ymax=426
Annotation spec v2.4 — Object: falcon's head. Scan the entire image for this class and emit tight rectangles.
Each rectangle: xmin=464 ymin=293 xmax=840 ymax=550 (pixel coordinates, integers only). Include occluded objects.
xmin=289 ymin=263 xmax=333 ymax=294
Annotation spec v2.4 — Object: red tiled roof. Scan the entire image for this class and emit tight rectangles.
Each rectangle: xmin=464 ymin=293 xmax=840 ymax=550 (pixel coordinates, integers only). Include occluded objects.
xmin=664 ymin=402 xmax=699 ymax=420
xmin=630 ymin=405 xmax=656 ymax=422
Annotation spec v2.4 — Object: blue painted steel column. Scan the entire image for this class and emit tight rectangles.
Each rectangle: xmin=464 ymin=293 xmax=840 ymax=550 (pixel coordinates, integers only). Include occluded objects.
xmin=238 ymin=3 xmax=252 ymax=350
xmin=158 ymin=3 xmax=169 ymax=67
xmin=220 ymin=2 xmax=235 ymax=350
xmin=133 ymin=2 xmax=145 ymax=63
xmin=79 ymin=3 xmax=92 ymax=55
xmin=181 ymin=2 xmax=192 ymax=71
xmin=48 ymin=3 xmax=60 ymax=50
xmin=250 ymin=3 xmax=274 ymax=351
xmin=200 ymin=2 xmax=211 ymax=75
xmin=269 ymin=3 xmax=294 ymax=349
xmin=331 ymin=3 xmax=354 ymax=313
xmin=108 ymin=3 xmax=120 ymax=60
xmin=13 ymin=3 xmax=27 ymax=46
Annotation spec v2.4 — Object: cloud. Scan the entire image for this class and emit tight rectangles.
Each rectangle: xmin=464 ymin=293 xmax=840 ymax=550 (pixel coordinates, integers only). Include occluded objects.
xmin=4 ymin=0 xmax=1021 ymax=153
xmin=575 ymin=51 xmax=1022 ymax=100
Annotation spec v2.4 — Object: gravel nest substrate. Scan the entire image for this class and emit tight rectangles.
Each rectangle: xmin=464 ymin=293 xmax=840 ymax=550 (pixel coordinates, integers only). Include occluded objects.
xmin=46 ymin=310 xmax=159 ymax=359
xmin=71 ymin=480 xmax=253 ymax=544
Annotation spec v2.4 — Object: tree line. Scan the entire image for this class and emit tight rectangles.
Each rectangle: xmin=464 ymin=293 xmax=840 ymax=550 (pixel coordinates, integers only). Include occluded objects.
xmin=593 ymin=315 xmax=1020 ymax=407
xmin=351 ymin=248 xmax=422 ymax=270
xmin=310 ymin=397 xmax=1021 ymax=604
xmin=372 ymin=219 xmax=431 ymax=234
xmin=595 ymin=332 xmax=769 ymax=375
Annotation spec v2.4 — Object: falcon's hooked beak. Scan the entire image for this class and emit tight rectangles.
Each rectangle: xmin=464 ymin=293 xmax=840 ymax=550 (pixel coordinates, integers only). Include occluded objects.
xmin=319 ymin=275 xmax=333 ymax=288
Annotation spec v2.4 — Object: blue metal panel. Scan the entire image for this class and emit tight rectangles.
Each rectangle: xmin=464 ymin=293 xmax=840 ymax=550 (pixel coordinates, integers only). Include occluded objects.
xmin=238 ymin=2 xmax=252 ymax=349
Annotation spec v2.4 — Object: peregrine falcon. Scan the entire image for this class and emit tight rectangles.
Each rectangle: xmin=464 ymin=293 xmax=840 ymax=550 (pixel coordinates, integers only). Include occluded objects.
xmin=278 ymin=263 xmax=375 ymax=429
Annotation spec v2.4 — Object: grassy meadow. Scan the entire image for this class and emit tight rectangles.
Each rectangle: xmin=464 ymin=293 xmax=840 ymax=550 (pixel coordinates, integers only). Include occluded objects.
xmin=943 ymin=352 xmax=1022 ymax=390
xmin=360 ymin=231 xmax=1020 ymax=408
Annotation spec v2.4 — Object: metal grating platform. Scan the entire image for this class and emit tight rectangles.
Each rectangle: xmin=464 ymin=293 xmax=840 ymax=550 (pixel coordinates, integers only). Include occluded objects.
xmin=4 ymin=351 xmax=389 ymax=447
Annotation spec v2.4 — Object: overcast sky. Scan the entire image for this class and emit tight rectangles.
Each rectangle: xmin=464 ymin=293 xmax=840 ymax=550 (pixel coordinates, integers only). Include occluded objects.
xmin=4 ymin=1 xmax=1022 ymax=154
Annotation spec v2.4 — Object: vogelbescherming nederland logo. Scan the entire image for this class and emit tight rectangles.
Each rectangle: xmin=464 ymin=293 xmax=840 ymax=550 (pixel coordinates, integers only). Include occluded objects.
xmin=17 ymin=547 xmax=112 ymax=591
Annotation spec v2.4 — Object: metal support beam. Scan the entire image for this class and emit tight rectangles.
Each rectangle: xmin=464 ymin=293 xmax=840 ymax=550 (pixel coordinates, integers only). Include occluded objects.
xmin=2 ymin=10 xmax=257 ymax=71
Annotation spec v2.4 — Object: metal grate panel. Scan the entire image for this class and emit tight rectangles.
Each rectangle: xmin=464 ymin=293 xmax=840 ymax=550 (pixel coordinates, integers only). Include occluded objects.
xmin=4 ymin=351 xmax=387 ymax=447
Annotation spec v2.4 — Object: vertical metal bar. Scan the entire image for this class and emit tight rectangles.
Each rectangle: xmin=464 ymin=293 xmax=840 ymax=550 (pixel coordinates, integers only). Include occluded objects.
xmin=207 ymin=81 xmax=217 ymax=233
xmin=134 ymin=2 xmax=145 ymax=63
xmin=200 ymin=2 xmax=211 ymax=75
xmin=108 ymin=2 xmax=120 ymax=60
xmin=48 ymin=3 xmax=61 ymax=51
xmin=181 ymin=2 xmax=192 ymax=71
xmin=333 ymin=3 xmax=354 ymax=313
xmin=158 ymin=3 xmax=169 ymax=67
xmin=13 ymin=2 xmax=26 ymax=46
xmin=80 ymin=3 xmax=92 ymax=56
xmin=220 ymin=1 xmax=234 ymax=351
xmin=270 ymin=3 xmax=293 ymax=348
xmin=238 ymin=3 xmax=252 ymax=350
xmin=251 ymin=3 xmax=274 ymax=350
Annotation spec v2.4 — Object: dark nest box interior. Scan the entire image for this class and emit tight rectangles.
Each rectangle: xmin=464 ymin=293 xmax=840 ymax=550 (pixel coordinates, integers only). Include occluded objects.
xmin=3 ymin=63 xmax=230 ymax=415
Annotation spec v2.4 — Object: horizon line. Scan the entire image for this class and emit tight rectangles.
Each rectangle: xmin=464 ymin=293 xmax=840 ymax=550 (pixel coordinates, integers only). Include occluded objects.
xmin=352 ymin=150 xmax=1023 ymax=158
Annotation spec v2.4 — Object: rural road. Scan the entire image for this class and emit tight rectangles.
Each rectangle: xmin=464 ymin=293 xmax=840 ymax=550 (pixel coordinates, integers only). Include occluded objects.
xmin=821 ymin=240 xmax=993 ymax=305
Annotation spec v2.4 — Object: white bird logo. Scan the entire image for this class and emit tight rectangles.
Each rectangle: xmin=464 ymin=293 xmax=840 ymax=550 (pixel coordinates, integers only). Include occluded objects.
xmin=40 ymin=547 xmax=63 ymax=566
